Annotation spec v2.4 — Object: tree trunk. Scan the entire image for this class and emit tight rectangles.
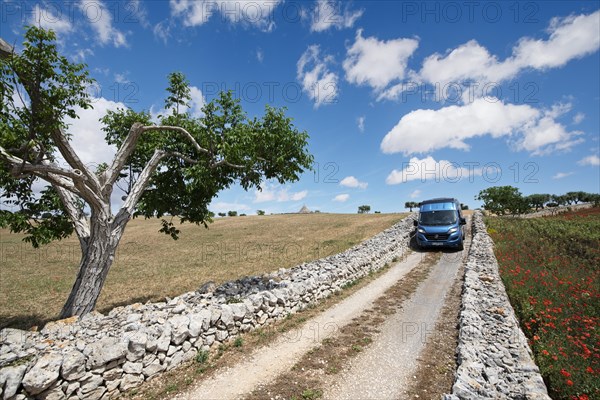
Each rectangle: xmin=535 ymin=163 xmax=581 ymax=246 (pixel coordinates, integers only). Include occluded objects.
xmin=59 ymin=212 xmax=126 ymax=318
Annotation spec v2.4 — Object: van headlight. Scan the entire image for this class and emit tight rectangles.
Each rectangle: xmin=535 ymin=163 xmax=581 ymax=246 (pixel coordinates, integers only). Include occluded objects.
xmin=418 ymin=228 xmax=426 ymax=234
xmin=448 ymin=227 xmax=458 ymax=233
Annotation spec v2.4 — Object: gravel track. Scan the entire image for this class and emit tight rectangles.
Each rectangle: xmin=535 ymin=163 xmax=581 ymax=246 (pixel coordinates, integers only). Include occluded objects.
xmin=172 ymin=251 xmax=424 ymax=400
xmin=322 ymin=248 xmax=464 ymax=400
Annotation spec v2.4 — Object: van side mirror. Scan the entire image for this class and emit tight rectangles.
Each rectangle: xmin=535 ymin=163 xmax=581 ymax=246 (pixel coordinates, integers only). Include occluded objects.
xmin=459 ymin=217 xmax=466 ymax=225
xmin=413 ymin=219 xmax=418 ymax=226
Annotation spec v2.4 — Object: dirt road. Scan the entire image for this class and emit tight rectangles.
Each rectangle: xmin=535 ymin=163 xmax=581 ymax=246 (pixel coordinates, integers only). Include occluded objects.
xmin=173 ymin=251 xmax=425 ymax=400
xmin=172 ymin=229 xmax=468 ymax=400
xmin=323 ymin=249 xmax=464 ymax=399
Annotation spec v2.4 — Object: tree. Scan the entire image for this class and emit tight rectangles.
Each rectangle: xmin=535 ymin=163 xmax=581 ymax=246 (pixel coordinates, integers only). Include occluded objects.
xmin=227 ymin=211 xmax=238 ymax=217
xmin=460 ymin=203 xmax=469 ymax=210
xmin=0 ymin=27 xmax=313 ymax=318
xmin=404 ymin=201 xmax=418 ymax=212
xmin=256 ymin=209 xmax=265 ymax=215
xmin=525 ymin=193 xmax=551 ymax=211
xmin=358 ymin=205 xmax=371 ymax=214
xmin=475 ymin=186 xmax=528 ymax=216
xmin=218 ymin=212 xmax=226 ymax=217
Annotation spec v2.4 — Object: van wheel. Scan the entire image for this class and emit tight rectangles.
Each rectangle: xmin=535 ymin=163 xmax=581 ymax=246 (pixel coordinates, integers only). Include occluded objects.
xmin=458 ymin=242 xmax=464 ymax=251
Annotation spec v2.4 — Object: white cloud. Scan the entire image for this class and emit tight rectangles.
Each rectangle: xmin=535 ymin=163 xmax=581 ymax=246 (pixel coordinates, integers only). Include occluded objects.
xmin=310 ymin=0 xmax=363 ymax=32
xmin=409 ymin=189 xmax=421 ymax=199
xmin=343 ymin=29 xmax=419 ymax=92
xmin=253 ymin=184 xmax=308 ymax=203
xmin=340 ymin=176 xmax=368 ymax=189
xmin=153 ymin=21 xmax=171 ymax=44
xmin=381 ymin=98 xmax=581 ymax=156
xmin=256 ymin=48 xmax=264 ymax=63
xmin=29 ymin=5 xmax=74 ymax=36
xmin=357 ymin=116 xmax=365 ymax=132
xmin=380 ymin=10 xmax=600 ymax=101
xmin=170 ymin=0 xmax=281 ymax=31
xmin=78 ymin=0 xmax=128 ymax=47
xmin=573 ymin=112 xmax=585 ymax=125
xmin=297 ymin=45 xmax=339 ymax=108
xmin=386 ymin=156 xmax=482 ymax=185
xmin=578 ymin=155 xmax=600 ymax=166
xmin=333 ymin=194 xmax=350 ymax=202
xmin=211 ymin=202 xmax=251 ymax=212
xmin=511 ymin=11 xmax=600 ymax=70
xmin=552 ymin=172 xmax=573 ymax=179
xmin=63 ymin=96 xmax=124 ymax=167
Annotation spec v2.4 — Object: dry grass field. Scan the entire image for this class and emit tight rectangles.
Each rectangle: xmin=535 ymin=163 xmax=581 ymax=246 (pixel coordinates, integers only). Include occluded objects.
xmin=0 ymin=213 xmax=405 ymax=330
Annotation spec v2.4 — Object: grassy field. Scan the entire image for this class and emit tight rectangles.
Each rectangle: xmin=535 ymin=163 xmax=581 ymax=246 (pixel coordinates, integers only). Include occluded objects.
xmin=486 ymin=208 xmax=599 ymax=400
xmin=0 ymin=213 xmax=405 ymax=330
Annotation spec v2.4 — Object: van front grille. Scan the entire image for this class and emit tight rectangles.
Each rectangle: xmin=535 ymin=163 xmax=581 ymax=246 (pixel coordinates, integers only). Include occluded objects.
xmin=424 ymin=233 xmax=450 ymax=241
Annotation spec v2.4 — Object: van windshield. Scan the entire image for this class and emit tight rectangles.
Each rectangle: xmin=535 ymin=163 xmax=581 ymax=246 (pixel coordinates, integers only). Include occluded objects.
xmin=419 ymin=210 xmax=457 ymax=226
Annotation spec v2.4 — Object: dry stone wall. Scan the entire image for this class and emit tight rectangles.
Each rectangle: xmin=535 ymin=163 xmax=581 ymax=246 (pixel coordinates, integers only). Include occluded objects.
xmin=444 ymin=211 xmax=551 ymax=399
xmin=0 ymin=216 xmax=416 ymax=400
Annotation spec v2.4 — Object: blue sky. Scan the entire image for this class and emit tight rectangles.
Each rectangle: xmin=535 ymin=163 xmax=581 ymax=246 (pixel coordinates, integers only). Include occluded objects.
xmin=1 ymin=0 xmax=599 ymax=214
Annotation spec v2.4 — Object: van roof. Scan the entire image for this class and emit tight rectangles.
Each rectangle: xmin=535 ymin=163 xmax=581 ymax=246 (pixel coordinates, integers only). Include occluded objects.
xmin=419 ymin=198 xmax=459 ymax=206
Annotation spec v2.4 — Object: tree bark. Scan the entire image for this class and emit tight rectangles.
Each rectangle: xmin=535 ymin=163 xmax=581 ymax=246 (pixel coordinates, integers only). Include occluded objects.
xmin=59 ymin=211 xmax=126 ymax=318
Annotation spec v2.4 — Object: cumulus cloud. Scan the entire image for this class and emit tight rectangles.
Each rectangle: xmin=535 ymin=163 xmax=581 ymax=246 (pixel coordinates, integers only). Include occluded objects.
xmin=578 ymin=155 xmax=600 ymax=166
xmin=343 ymin=29 xmax=419 ymax=92
xmin=552 ymin=172 xmax=573 ymax=180
xmin=63 ymin=96 xmax=124 ymax=167
xmin=410 ymin=189 xmax=421 ymax=199
xmin=380 ymin=10 xmax=600 ymax=101
xmin=210 ymin=202 xmax=251 ymax=212
xmin=310 ymin=0 xmax=363 ymax=32
xmin=333 ymin=194 xmax=350 ymax=202
xmin=340 ymin=176 xmax=368 ymax=189
xmin=380 ymin=98 xmax=581 ymax=156
xmin=297 ymin=45 xmax=339 ymax=108
xmin=170 ymin=0 xmax=282 ymax=31
xmin=385 ymin=156 xmax=482 ymax=185
xmin=254 ymin=184 xmax=308 ymax=203
xmin=78 ymin=0 xmax=128 ymax=47
xmin=29 ymin=5 xmax=74 ymax=37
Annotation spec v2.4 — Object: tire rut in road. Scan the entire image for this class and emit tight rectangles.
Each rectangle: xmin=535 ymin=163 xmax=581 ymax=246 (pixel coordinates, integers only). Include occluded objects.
xmin=245 ymin=251 xmax=441 ymax=400
xmin=322 ymin=247 xmax=464 ymax=400
xmin=172 ymin=251 xmax=426 ymax=400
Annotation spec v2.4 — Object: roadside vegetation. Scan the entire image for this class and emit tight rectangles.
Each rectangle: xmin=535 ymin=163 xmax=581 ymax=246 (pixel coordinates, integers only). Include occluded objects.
xmin=486 ymin=207 xmax=599 ymax=400
xmin=0 ymin=213 xmax=404 ymax=330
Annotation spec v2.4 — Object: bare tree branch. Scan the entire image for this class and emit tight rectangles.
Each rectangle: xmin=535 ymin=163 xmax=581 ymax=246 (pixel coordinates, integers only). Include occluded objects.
xmin=102 ymin=123 xmax=144 ymax=191
xmin=1 ymin=145 xmax=86 ymax=181
xmin=141 ymin=125 xmax=210 ymax=155
xmin=52 ymin=185 xmax=90 ymax=248
xmin=51 ymin=128 xmax=101 ymax=192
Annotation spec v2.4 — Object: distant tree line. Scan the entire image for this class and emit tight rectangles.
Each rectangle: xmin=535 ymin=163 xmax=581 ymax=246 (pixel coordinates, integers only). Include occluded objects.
xmin=476 ymin=186 xmax=600 ymax=216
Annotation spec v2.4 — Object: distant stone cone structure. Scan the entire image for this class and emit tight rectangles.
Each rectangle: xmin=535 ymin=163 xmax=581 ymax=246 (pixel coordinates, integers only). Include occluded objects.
xmin=298 ymin=204 xmax=311 ymax=214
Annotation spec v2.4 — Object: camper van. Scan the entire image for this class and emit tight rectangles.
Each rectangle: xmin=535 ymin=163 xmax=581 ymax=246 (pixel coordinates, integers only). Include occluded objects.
xmin=413 ymin=198 xmax=466 ymax=250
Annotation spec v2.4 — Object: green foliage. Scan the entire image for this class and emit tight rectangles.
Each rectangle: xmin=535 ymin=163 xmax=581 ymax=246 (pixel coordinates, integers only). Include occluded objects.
xmin=525 ymin=193 xmax=551 ymax=211
xmin=2 ymin=27 xmax=313 ymax=247
xmin=195 ymin=349 xmax=209 ymax=364
xmin=257 ymin=209 xmax=265 ymax=215
xmin=476 ymin=185 xmax=529 ymax=215
xmin=404 ymin=201 xmax=418 ymax=211
xmin=101 ymin=89 xmax=313 ymax=235
xmin=357 ymin=205 xmax=371 ymax=214
xmin=218 ymin=212 xmax=226 ymax=217
xmin=0 ymin=26 xmax=93 ymax=245
xmin=227 ymin=210 xmax=237 ymax=217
